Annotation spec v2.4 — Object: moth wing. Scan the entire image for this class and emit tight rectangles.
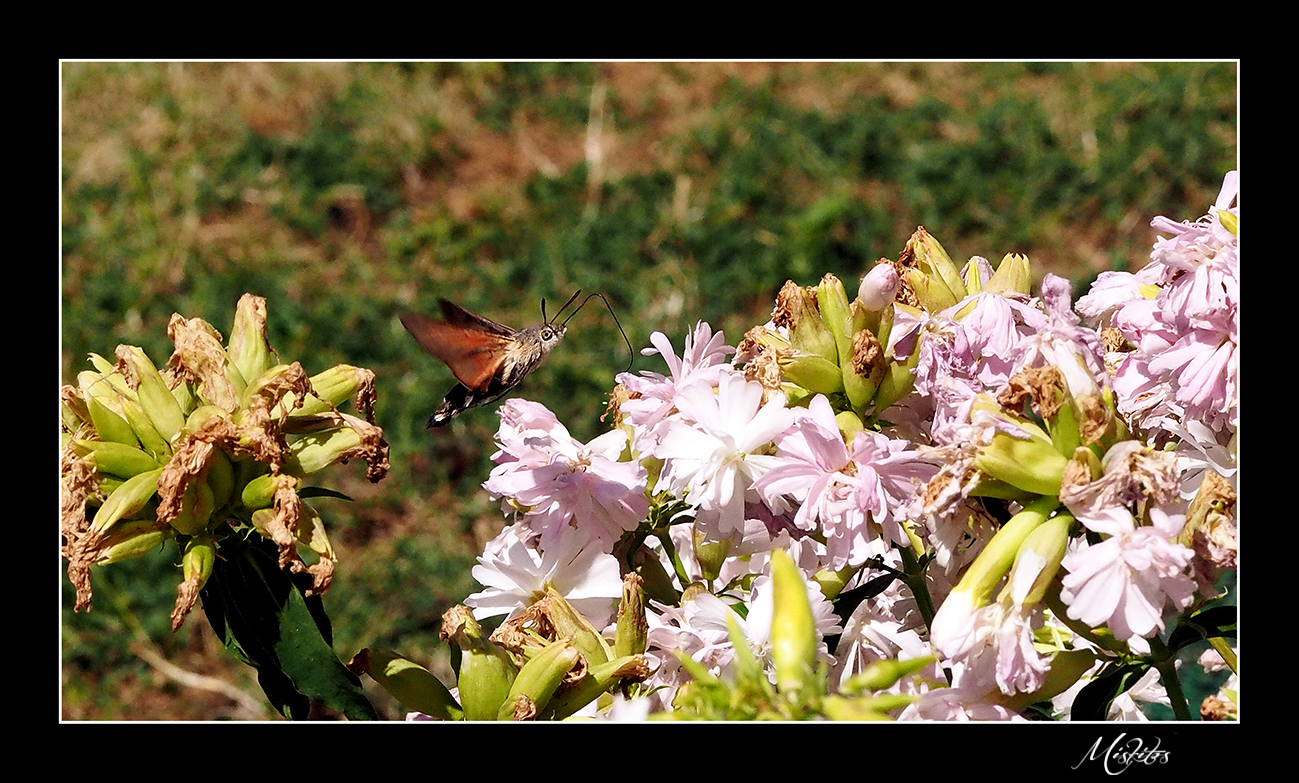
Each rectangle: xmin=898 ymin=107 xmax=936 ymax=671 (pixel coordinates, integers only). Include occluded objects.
xmin=400 ymin=312 xmax=514 ymax=391
xmin=437 ymin=299 xmax=518 ymax=338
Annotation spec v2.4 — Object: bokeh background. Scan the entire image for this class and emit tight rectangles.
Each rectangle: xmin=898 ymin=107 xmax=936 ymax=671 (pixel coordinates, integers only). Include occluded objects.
xmin=60 ymin=61 xmax=1238 ymax=720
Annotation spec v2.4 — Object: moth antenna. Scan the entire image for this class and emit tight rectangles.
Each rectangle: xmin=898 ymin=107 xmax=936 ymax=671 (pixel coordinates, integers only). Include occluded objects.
xmin=562 ymin=292 xmax=635 ymax=373
xmin=545 ymin=289 xmax=584 ymax=326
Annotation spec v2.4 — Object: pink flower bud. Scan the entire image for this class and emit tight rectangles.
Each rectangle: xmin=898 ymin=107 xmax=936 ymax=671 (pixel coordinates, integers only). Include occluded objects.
xmin=857 ymin=263 xmax=900 ymax=312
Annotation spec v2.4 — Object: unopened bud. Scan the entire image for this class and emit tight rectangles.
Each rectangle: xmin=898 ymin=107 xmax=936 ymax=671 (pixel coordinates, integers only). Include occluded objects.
xmin=441 ymin=605 xmax=517 ymax=721
xmin=857 ymin=262 xmax=900 ymax=312
xmin=693 ymin=531 xmax=731 ymax=583
xmin=898 ymin=227 xmax=967 ymax=312
xmin=498 ymin=639 xmax=581 ymax=720
xmin=984 ymin=253 xmax=1033 ymax=296
xmin=774 ymin=280 xmax=838 ymax=363
xmin=973 ymin=411 xmax=1069 ymax=498
xmin=769 ymin=550 xmax=818 ymax=696
xmin=961 ymin=256 xmax=996 ymax=294
xmin=1001 ymin=513 xmax=1073 ymax=607
xmin=227 ymin=293 xmax=274 ymax=386
xmin=542 ymin=585 xmax=612 ymax=666
xmin=615 ymin=573 xmax=649 ymax=657
xmin=930 ymin=496 xmax=1059 ymax=652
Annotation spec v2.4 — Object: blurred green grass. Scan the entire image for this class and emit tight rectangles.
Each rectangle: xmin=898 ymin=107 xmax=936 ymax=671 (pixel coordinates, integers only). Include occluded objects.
xmin=60 ymin=61 xmax=1237 ymax=720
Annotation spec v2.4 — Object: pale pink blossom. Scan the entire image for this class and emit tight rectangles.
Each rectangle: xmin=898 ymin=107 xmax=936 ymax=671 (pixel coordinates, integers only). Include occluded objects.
xmin=616 ymin=321 xmax=735 ymax=451
xmin=1059 ymin=508 xmax=1196 ymax=642
xmin=464 ymin=524 xmax=624 ymax=626
xmin=484 ymin=400 xmax=648 ymax=549
xmin=651 ymin=373 xmax=794 ymax=536
xmin=1080 ymin=170 xmax=1239 ymax=446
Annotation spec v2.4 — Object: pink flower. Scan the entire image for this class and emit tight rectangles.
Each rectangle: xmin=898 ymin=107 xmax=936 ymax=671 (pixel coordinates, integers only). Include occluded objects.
xmin=1079 ymin=170 xmax=1239 ymax=447
xmin=1059 ymin=508 xmax=1196 ymax=642
xmin=465 ymin=524 xmax=624 ymax=626
xmin=616 ymin=321 xmax=735 ymax=451
xmin=484 ymin=400 xmax=648 ymax=549
xmin=910 ymin=289 xmax=1047 ymax=446
xmin=1010 ymin=274 xmax=1108 ymax=402
xmin=755 ymin=395 xmax=934 ymax=567
xmin=651 ymin=373 xmax=794 ymax=537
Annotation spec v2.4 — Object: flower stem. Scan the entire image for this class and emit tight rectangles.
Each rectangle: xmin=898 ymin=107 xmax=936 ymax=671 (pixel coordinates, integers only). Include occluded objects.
xmin=655 ymin=530 xmax=692 ymax=588
xmin=1149 ymin=636 xmax=1193 ymax=721
xmin=896 ymin=545 xmax=936 ymax=631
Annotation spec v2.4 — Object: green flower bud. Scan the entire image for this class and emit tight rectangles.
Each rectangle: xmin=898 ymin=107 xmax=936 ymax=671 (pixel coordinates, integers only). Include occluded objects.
xmin=181 ymin=535 xmax=216 ymax=588
xmin=171 ymin=534 xmax=217 ymax=630
xmin=693 ymin=531 xmax=730 ymax=584
xmin=84 ymin=385 xmax=141 ymax=449
xmin=975 ymin=431 xmax=1068 ymax=497
xmin=357 ymin=647 xmax=463 ymax=720
xmin=769 ymin=550 xmax=817 ymax=696
xmin=205 ymin=448 xmax=235 ymax=511
xmin=1217 ymin=209 xmax=1238 ymax=237
xmin=284 ymin=427 xmax=363 ymax=475
xmin=773 ymin=280 xmax=838 ymax=363
xmin=72 ymin=439 xmax=163 ymax=480
xmin=835 ymin=410 xmax=865 ymax=443
xmin=275 ymin=365 xmax=377 ymax=419
xmin=615 ymin=573 xmax=649 ymax=658
xmin=168 ymin=472 xmax=215 ymax=536
xmin=960 ymin=256 xmax=994 ymax=295
xmin=817 ymin=273 xmax=876 ymax=413
xmin=226 ymin=293 xmax=275 ymax=386
xmin=115 ymin=392 xmax=172 ymax=461
xmin=86 ymin=354 xmax=137 ymax=398
xmin=542 ymin=585 xmax=612 ymax=666
xmin=116 ymin=345 xmax=186 ymax=442
xmin=95 ymin=516 xmax=172 ymax=565
xmin=898 ymin=227 xmax=967 ymax=312
xmin=498 ymin=639 xmax=581 ymax=720
xmin=871 ymin=338 xmax=921 ymax=416
xmin=984 ymin=252 xmax=1033 ymax=297
xmin=841 ymin=655 xmax=936 ymax=694
xmin=542 ymin=654 xmax=650 ymax=720
xmin=822 ymin=693 xmax=912 ymax=721
xmin=936 ymin=496 xmax=1059 ymax=619
xmin=441 ymin=605 xmax=517 ymax=721
xmin=779 ymin=353 xmax=846 ymax=396
xmin=89 ymin=466 xmax=164 ymax=535
xmin=817 ymin=273 xmax=855 ymax=360
xmin=970 ymin=399 xmax=1069 ymax=496
xmin=1000 ymin=513 xmax=1073 ymax=607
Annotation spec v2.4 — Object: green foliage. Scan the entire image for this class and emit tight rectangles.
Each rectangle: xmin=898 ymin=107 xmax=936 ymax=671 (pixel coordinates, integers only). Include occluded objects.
xmin=199 ymin=535 xmax=376 ymax=720
xmin=61 ymin=61 xmax=1236 ymax=719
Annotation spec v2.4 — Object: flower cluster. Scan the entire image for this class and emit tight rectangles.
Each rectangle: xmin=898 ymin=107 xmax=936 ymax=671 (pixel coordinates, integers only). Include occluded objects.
xmin=61 ymin=294 xmax=389 ymax=630
xmin=388 ymin=172 xmax=1238 ymax=721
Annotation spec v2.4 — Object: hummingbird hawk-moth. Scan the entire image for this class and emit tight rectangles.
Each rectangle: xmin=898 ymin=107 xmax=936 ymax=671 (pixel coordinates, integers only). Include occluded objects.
xmin=400 ymin=290 xmax=631 ymax=428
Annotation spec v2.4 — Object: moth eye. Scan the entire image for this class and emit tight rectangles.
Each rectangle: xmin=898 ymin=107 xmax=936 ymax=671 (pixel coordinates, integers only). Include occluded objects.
xmin=542 ymin=326 xmax=554 ymax=340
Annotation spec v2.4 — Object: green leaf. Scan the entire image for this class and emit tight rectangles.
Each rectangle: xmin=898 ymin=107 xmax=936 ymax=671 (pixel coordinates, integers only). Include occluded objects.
xmin=200 ymin=535 xmax=377 ymax=720
xmin=1167 ymin=604 xmax=1237 ymax=652
xmin=1070 ymin=662 xmax=1149 ymax=721
xmin=298 ymin=486 xmax=354 ymax=502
